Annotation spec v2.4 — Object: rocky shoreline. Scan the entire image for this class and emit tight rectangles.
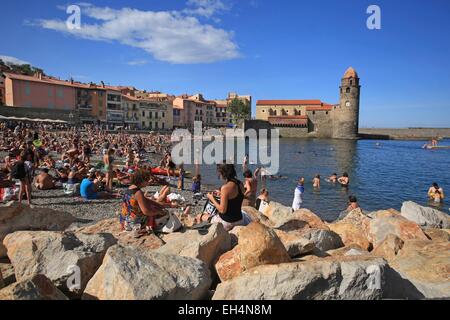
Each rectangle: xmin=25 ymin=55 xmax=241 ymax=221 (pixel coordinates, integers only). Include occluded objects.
xmin=0 ymin=199 xmax=449 ymax=300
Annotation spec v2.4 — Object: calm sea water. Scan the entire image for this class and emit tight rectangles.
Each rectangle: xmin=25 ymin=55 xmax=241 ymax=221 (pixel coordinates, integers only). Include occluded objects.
xmin=185 ymin=138 xmax=450 ymax=221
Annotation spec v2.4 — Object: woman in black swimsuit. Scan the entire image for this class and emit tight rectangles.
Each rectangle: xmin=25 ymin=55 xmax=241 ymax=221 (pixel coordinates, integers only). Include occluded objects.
xmin=206 ymin=164 xmax=245 ymax=231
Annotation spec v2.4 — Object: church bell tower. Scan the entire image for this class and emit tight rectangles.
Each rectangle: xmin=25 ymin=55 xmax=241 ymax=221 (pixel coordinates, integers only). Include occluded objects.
xmin=333 ymin=67 xmax=361 ymax=139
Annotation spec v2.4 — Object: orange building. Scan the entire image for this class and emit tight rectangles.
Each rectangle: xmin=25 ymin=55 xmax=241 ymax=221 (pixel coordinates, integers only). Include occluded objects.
xmin=4 ymin=72 xmax=77 ymax=111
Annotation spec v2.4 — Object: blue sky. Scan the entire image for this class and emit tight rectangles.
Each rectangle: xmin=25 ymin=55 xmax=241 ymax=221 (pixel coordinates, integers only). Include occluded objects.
xmin=1 ymin=0 xmax=450 ymax=127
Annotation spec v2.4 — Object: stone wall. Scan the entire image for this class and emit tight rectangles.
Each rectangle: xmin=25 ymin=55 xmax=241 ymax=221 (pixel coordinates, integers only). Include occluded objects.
xmin=359 ymin=128 xmax=450 ymax=140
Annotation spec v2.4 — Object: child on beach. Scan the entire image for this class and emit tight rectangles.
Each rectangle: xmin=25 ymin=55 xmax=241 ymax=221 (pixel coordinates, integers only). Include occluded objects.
xmin=178 ymin=163 xmax=185 ymax=191
xmin=192 ymin=174 xmax=201 ymax=193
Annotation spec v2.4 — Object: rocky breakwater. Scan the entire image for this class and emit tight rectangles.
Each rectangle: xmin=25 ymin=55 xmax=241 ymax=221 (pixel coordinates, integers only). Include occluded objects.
xmin=0 ymin=200 xmax=449 ymax=300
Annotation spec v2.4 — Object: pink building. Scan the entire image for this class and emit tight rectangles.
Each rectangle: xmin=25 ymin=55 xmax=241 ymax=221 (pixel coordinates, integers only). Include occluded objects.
xmin=4 ymin=72 xmax=77 ymax=111
xmin=172 ymin=94 xmax=216 ymax=128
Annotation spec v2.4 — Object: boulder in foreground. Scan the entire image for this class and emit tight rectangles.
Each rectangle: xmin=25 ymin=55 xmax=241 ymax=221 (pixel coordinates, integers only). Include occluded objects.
xmin=77 ymin=218 xmax=164 ymax=250
xmin=0 ymin=274 xmax=68 ymax=300
xmin=3 ymin=231 xmax=116 ymax=298
xmin=83 ymin=245 xmax=211 ymax=300
xmin=215 ymin=222 xmax=291 ymax=282
xmin=158 ymin=223 xmax=231 ymax=271
xmin=366 ymin=211 xmax=428 ymax=247
xmin=0 ymin=202 xmax=76 ymax=258
xmin=401 ymin=201 xmax=450 ymax=229
xmin=213 ymin=255 xmax=416 ymax=300
xmin=389 ymin=240 xmax=450 ymax=299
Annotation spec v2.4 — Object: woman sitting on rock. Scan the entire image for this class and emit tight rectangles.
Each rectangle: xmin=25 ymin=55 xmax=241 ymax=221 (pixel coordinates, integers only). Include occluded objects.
xmin=120 ymin=170 xmax=169 ymax=235
xmin=204 ymin=164 xmax=246 ymax=231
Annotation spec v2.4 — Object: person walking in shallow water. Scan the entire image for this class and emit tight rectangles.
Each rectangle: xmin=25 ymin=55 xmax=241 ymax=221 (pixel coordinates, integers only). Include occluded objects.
xmin=292 ymin=177 xmax=305 ymax=211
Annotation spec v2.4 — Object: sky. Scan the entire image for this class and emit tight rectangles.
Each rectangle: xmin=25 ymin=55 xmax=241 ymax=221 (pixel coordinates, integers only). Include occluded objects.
xmin=1 ymin=0 xmax=450 ymax=128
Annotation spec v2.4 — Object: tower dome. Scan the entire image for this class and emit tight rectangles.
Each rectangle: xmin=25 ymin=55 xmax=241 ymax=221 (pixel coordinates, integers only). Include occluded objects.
xmin=343 ymin=67 xmax=358 ymax=79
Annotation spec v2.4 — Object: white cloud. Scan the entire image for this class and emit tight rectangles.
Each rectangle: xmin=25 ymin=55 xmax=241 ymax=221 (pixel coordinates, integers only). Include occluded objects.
xmin=127 ymin=59 xmax=149 ymax=66
xmin=0 ymin=55 xmax=30 ymax=66
xmin=33 ymin=3 xmax=240 ymax=64
xmin=184 ymin=0 xmax=230 ymax=18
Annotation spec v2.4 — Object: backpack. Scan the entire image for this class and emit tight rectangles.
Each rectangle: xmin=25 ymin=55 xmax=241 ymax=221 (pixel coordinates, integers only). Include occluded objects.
xmin=11 ymin=161 xmax=26 ymax=180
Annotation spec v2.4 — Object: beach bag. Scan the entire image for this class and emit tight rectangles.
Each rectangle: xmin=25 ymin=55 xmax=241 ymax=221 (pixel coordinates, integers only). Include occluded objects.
xmin=11 ymin=162 xmax=26 ymax=180
xmin=258 ymin=200 xmax=270 ymax=213
xmin=63 ymin=183 xmax=80 ymax=196
xmin=161 ymin=213 xmax=182 ymax=233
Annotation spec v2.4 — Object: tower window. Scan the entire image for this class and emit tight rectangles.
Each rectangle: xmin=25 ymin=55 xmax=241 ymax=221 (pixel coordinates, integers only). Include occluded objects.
xmin=346 ymin=87 xmax=351 ymax=93
xmin=350 ymin=80 xmax=353 ymax=86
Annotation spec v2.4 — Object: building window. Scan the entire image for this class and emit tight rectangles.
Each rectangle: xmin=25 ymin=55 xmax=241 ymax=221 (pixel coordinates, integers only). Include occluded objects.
xmin=57 ymin=88 xmax=63 ymax=98
xmin=142 ymin=111 xmax=145 ymax=117
xmin=162 ymin=123 xmax=165 ymax=129
xmin=149 ymin=122 xmax=152 ymax=129
xmin=326 ymin=111 xmax=329 ymax=115
xmin=48 ymin=88 xmax=53 ymax=97
xmin=350 ymin=80 xmax=353 ymax=86
xmin=313 ymin=111 xmax=316 ymax=115
xmin=99 ymin=111 xmax=103 ymax=116
xmin=162 ymin=112 xmax=165 ymax=118
xmin=25 ymin=83 xmax=31 ymax=96
xmin=155 ymin=122 xmax=159 ymax=129
xmin=149 ymin=112 xmax=153 ymax=119
xmin=346 ymin=87 xmax=351 ymax=93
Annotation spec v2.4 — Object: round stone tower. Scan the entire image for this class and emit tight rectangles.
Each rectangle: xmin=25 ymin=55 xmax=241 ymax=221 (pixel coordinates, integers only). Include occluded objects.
xmin=332 ymin=67 xmax=360 ymax=139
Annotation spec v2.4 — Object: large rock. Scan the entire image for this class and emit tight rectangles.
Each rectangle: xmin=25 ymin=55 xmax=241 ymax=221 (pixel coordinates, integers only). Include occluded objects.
xmin=0 ymin=202 xmax=76 ymax=258
xmin=299 ymin=229 xmax=344 ymax=252
xmin=77 ymin=218 xmax=164 ymax=250
xmin=157 ymin=223 xmax=231 ymax=270
xmin=83 ymin=245 xmax=211 ymax=300
xmin=213 ymin=256 xmax=406 ymax=300
xmin=401 ymin=201 xmax=450 ymax=229
xmin=326 ymin=244 xmax=368 ymax=257
xmin=372 ymin=234 xmax=404 ymax=262
xmin=274 ymin=230 xmax=315 ymax=258
xmin=423 ymin=228 xmax=450 ymax=242
xmin=367 ymin=213 xmax=428 ymax=247
xmin=215 ymin=222 xmax=291 ymax=282
xmin=261 ymin=201 xmax=292 ymax=220
xmin=241 ymin=206 xmax=272 ymax=226
xmin=292 ymin=209 xmax=329 ymax=230
xmin=3 ymin=231 xmax=116 ymax=298
xmin=328 ymin=223 xmax=371 ymax=251
xmin=261 ymin=202 xmax=327 ymax=232
xmin=0 ymin=274 xmax=68 ymax=300
xmin=389 ymin=240 xmax=450 ymax=299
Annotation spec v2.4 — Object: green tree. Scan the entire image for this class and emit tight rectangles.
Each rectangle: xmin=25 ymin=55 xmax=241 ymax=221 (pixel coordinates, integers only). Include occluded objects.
xmin=228 ymin=97 xmax=251 ymax=125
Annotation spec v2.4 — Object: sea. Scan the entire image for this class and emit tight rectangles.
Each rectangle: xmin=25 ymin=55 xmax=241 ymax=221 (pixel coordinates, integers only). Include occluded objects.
xmin=184 ymin=138 xmax=450 ymax=222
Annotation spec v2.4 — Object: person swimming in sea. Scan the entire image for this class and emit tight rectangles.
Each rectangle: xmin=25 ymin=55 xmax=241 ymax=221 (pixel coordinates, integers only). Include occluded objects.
xmin=312 ymin=174 xmax=321 ymax=188
xmin=338 ymin=172 xmax=350 ymax=187
xmin=326 ymin=173 xmax=338 ymax=183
